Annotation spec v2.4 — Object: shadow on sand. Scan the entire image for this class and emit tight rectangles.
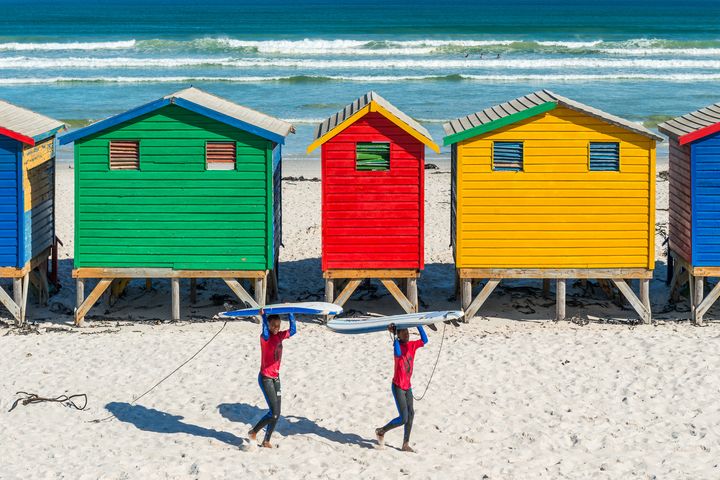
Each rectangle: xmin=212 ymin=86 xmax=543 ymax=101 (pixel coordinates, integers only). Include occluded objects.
xmin=218 ymin=402 xmax=375 ymax=449
xmin=105 ymin=402 xmax=244 ymax=447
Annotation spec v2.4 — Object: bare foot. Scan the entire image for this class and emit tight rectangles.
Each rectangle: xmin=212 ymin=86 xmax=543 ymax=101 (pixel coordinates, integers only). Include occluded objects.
xmin=248 ymin=429 xmax=257 ymax=442
xmin=401 ymin=443 xmax=415 ymax=453
xmin=261 ymin=441 xmax=273 ymax=449
xmin=375 ymin=428 xmax=385 ymax=449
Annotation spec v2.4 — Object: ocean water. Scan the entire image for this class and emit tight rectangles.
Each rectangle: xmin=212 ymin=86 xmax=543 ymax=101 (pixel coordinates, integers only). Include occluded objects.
xmin=1 ymin=0 xmax=720 ymax=159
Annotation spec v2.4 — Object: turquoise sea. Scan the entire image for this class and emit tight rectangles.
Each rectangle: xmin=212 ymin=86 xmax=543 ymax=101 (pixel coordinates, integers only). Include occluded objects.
xmin=1 ymin=0 xmax=720 ymax=158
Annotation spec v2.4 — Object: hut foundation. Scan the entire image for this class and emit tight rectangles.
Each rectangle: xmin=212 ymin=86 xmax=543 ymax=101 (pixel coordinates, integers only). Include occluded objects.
xmin=669 ymin=250 xmax=720 ymax=325
xmin=459 ymin=268 xmax=652 ymax=324
xmin=323 ymin=269 xmax=419 ymax=315
xmin=0 ymin=247 xmax=51 ymax=325
xmin=73 ymin=268 xmax=275 ymax=326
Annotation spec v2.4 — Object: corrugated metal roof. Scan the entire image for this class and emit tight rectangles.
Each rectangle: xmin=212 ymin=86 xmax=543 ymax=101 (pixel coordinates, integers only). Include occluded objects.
xmin=658 ymin=102 xmax=720 ymax=140
xmin=313 ymin=91 xmax=433 ymax=143
xmin=168 ymin=87 xmax=294 ymax=138
xmin=0 ymin=99 xmax=64 ymax=144
xmin=443 ymin=89 xmax=662 ymax=141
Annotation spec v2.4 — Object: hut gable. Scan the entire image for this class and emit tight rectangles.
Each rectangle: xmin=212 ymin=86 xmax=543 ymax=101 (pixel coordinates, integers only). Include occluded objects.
xmin=61 ymin=90 xmax=293 ymax=271
xmin=445 ymin=92 xmax=658 ymax=270
xmin=0 ymin=99 xmax=64 ymax=146
xmin=307 ymin=91 xmax=439 ymax=153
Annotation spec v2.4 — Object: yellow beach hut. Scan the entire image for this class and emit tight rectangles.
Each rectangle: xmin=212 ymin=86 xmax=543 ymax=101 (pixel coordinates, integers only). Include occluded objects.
xmin=443 ymin=90 xmax=662 ymax=322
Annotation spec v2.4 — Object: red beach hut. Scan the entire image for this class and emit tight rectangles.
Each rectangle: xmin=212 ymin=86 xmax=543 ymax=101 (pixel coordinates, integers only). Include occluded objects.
xmin=307 ymin=92 xmax=439 ymax=313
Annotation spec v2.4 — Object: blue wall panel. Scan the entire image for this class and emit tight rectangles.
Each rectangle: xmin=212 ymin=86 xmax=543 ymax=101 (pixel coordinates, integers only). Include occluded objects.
xmin=691 ymin=131 xmax=720 ymax=266
xmin=0 ymin=136 xmax=19 ymax=267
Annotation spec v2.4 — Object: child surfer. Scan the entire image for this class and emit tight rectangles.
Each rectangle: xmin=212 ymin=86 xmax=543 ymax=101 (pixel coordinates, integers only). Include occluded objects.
xmin=248 ymin=313 xmax=296 ymax=448
xmin=375 ymin=323 xmax=428 ymax=452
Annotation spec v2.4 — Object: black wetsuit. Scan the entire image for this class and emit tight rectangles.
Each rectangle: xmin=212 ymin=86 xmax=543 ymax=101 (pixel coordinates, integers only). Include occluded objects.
xmin=250 ymin=374 xmax=281 ymax=443
xmin=380 ymin=383 xmax=415 ymax=443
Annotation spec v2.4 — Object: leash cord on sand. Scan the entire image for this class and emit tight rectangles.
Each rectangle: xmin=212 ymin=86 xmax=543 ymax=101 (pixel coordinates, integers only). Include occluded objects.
xmin=413 ymin=322 xmax=447 ymax=402
xmin=90 ymin=321 xmax=228 ymax=423
xmin=9 ymin=392 xmax=88 ymax=412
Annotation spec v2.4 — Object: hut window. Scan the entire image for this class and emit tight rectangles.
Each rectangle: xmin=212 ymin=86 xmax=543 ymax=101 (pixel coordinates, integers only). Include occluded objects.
xmin=492 ymin=142 xmax=523 ymax=171
xmin=109 ymin=141 xmax=140 ymax=170
xmin=589 ymin=142 xmax=620 ymax=171
xmin=206 ymin=142 xmax=236 ymax=170
xmin=356 ymin=142 xmax=390 ymax=171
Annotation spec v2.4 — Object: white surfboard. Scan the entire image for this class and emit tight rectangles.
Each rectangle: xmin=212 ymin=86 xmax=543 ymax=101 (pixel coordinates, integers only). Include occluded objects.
xmin=326 ymin=310 xmax=464 ymax=334
xmin=218 ymin=302 xmax=343 ymax=318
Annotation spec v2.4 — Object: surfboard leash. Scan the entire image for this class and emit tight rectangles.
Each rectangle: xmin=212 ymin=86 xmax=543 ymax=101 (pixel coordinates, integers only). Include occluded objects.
xmin=89 ymin=320 xmax=228 ymax=423
xmin=413 ymin=322 xmax=447 ymax=402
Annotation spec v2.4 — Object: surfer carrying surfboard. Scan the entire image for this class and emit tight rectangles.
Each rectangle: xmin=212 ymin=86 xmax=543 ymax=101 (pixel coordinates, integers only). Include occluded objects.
xmin=248 ymin=313 xmax=297 ymax=448
xmin=375 ymin=323 xmax=428 ymax=452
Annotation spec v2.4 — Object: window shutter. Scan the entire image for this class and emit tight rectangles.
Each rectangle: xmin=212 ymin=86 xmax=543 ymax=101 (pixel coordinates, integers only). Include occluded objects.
xmin=109 ymin=141 xmax=139 ymax=170
xmin=589 ymin=142 xmax=620 ymax=171
xmin=206 ymin=142 xmax=236 ymax=170
xmin=493 ymin=142 xmax=523 ymax=171
xmin=356 ymin=142 xmax=390 ymax=171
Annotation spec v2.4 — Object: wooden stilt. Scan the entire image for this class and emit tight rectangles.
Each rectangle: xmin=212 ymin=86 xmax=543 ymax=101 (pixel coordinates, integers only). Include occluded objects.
xmin=556 ymin=279 xmax=566 ymax=321
xmin=190 ymin=278 xmax=197 ymax=304
xmin=20 ymin=273 xmax=29 ymax=324
xmin=696 ymin=281 xmax=720 ymax=326
xmin=0 ymin=284 xmax=21 ymax=324
xmin=171 ymin=278 xmax=180 ymax=321
xmin=543 ymin=279 xmax=551 ymax=297
xmin=75 ymin=278 xmax=112 ymax=326
xmin=145 ymin=278 xmax=152 ymax=290
xmin=461 ymin=278 xmax=472 ymax=312
xmin=612 ymin=279 xmax=651 ymax=324
xmin=325 ymin=278 xmax=334 ymax=303
xmin=407 ymin=277 xmax=418 ymax=313
xmin=13 ymin=277 xmax=22 ymax=322
xmin=380 ymin=279 xmax=415 ymax=314
xmin=223 ymin=278 xmax=259 ymax=308
xmin=254 ymin=277 xmax=267 ymax=307
xmin=76 ymin=278 xmax=85 ymax=309
xmin=693 ymin=276 xmax=705 ymax=326
xmin=640 ymin=279 xmax=651 ymax=324
xmin=465 ymin=279 xmax=500 ymax=321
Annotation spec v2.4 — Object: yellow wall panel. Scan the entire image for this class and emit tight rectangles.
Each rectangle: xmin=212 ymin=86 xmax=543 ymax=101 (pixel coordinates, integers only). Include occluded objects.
xmin=455 ymin=106 xmax=655 ymax=269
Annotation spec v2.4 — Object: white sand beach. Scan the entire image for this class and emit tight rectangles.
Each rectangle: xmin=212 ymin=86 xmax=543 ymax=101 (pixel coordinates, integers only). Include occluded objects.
xmin=2 ymin=160 xmax=720 ymax=479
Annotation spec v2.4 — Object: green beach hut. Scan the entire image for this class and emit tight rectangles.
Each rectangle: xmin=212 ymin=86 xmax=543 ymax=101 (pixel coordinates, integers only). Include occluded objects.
xmin=59 ymin=87 xmax=294 ymax=325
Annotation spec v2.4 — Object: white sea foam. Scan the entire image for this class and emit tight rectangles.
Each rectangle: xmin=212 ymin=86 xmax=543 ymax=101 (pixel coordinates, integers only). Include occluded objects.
xmin=3 ymin=73 xmax=720 ymax=85
xmin=4 ymin=56 xmax=720 ymax=70
xmin=0 ymin=40 xmax=136 ymax=51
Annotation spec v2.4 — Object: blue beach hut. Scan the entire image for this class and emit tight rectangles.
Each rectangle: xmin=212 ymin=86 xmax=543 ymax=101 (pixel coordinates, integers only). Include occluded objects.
xmin=660 ymin=104 xmax=720 ymax=324
xmin=0 ymin=99 xmax=64 ymax=323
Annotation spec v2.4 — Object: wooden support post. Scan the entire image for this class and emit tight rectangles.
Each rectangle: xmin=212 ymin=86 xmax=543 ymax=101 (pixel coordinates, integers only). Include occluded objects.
xmin=171 ymin=278 xmax=180 ymax=321
xmin=254 ymin=276 xmax=267 ymax=307
xmin=693 ymin=276 xmax=705 ymax=326
xmin=380 ymin=279 xmax=415 ymax=314
xmin=223 ymin=278 xmax=259 ymax=308
xmin=325 ymin=278 xmax=334 ymax=303
xmin=145 ymin=278 xmax=152 ymax=291
xmin=407 ymin=277 xmax=418 ymax=313
xmin=696 ymin=280 xmax=720 ymax=326
xmin=20 ymin=273 xmax=29 ymax=324
xmin=612 ymin=279 xmax=651 ymax=324
xmin=76 ymin=278 xmax=84 ymax=309
xmin=334 ymin=279 xmax=362 ymax=307
xmin=13 ymin=277 xmax=22 ymax=322
xmin=543 ymin=279 xmax=551 ymax=297
xmin=640 ymin=279 xmax=651 ymax=324
xmin=669 ymin=259 xmax=684 ymax=302
xmin=75 ymin=278 xmax=112 ymax=326
xmin=464 ymin=279 xmax=500 ymax=321
xmin=556 ymin=279 xmax=566 ymax=321
xmin=190 ymin=278 xmax=197 ymax=304
xmin=461 ymin=278 xmax=472 ymax=312
xmin=0 ymin=284 xmax=21 ymax=324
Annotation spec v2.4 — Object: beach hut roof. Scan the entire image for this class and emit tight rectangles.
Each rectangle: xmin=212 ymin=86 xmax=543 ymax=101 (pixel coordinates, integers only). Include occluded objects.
xmin=443 ymin=89 xmax=662 ymax=146
xmin=307 ymin=91 xmax=439 ymax=153
xmin=60 ymin=87 xmax=295 ymax=145
xmin=0 ymin=99 xmax=65 ymax=146
xmin=658 ymin=102 xmax=720 ymax=145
